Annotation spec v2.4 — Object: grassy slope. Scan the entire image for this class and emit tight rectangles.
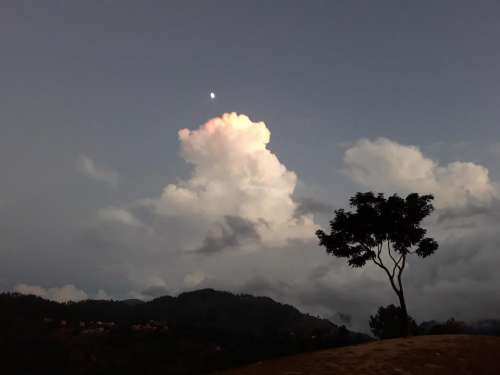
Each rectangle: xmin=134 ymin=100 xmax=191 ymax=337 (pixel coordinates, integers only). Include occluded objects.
xmin=214 ymin=335 xmax=500 ymax=375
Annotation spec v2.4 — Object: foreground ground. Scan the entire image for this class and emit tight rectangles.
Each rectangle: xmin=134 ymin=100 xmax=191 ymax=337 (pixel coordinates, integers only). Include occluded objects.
xmin=214 ymin=335 xmax=500 ymax=375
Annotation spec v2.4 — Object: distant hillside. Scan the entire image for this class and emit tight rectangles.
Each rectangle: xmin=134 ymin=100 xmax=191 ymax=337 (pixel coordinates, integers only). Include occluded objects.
xmin=214 ymin=335 xmax=500 ymax=375
xmin=0 ymin=289 xmax=370 ymax=374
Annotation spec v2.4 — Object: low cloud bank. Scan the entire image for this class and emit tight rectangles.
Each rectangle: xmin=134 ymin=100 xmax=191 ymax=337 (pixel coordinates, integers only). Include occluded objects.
xmin=14 ymin=284 xmax=89 ymax=302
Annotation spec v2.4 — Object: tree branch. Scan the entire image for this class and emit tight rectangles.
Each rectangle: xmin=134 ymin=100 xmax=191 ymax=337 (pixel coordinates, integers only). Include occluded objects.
xmin=386 ymin=241 xmax=402 ymax=278
xmin=357 ymin=239 xmax=402 ymax=296
xmin=387 ymin=241 xmax=397 ymax=265
xmin=372 ymin=243 xmax=400 ymax=295
xmin=397 ymin=253 xmax=407 ymax=294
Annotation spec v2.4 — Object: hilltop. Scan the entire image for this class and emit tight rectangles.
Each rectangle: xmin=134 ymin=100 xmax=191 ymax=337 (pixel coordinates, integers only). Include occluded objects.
xmin=214 ymin=335 xmax=500 ymax=375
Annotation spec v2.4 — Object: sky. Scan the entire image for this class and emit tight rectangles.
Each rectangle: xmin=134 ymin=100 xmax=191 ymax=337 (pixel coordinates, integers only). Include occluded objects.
xmin=2 ymin=1 xmax=500 ymax=330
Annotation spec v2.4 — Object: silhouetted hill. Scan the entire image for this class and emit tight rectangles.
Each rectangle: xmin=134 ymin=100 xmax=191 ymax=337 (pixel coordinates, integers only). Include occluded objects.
xmin=0 ymin=289 xmax=370 ymax=374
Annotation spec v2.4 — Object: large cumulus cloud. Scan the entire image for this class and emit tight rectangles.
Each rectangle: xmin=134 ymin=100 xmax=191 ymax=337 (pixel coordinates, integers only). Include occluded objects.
xmin=152 ymin=112 xmax=317 ymax=248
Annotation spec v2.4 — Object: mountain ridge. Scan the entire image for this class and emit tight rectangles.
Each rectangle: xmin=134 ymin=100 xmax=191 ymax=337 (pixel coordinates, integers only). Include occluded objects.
xmin=0 ymin=288 xmax=370 ymax=374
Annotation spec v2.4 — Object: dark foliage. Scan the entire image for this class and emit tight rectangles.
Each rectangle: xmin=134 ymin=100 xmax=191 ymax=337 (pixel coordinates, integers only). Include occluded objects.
xmin=369 ymin=305 xmax=417 ymax=339
xmin=0 ymin=290 xmax=371 ymax=374
xmin=316 ymin=192 xmax=437 ymax=267
xmin=418 ymin=319 xmax=500 ymax=336
xmin=417 ymin=318 xmax=466 ymax=335
xmin=464 ymin=319 xmax=500 ymax=336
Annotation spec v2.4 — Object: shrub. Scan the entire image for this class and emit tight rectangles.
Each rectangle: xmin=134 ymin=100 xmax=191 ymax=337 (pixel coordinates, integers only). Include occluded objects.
xmin=369 ymin=304 xmax=417 ymax=339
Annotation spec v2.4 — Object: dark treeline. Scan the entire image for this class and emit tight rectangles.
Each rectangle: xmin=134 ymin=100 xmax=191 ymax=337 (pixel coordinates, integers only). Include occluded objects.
xmin=369 ymin=304 xmax=500 ymax=339
xmin=0 ymin=289 xmax=370 ymax=374
xmin=418 ymin=318 xmax=500 ymax=336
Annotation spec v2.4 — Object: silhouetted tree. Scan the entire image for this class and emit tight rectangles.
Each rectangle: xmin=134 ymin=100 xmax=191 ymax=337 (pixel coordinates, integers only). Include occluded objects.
xmin=316 ymin=192 xmax=438 ymax=335
xmin=369 ymin=304 xmax=417 ymax=339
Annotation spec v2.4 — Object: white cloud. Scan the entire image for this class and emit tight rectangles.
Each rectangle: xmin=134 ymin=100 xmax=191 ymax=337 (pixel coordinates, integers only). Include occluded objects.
xmin=153 ymin=113 xmax=318 ymax=247
xmin=95 ymin=289 xmax=112 ymax=300
xmin=97 ymin=207 xmax=143 ymax=227
xmin=184 ymin=271 xmax=207 ymax=287
xmin=77 ymin=155 xmax=119 ymax=188
xmin=14 ymin=284 xmax=89 ymax=302
xmin=344 ymin=138 xmax=496 ymax=208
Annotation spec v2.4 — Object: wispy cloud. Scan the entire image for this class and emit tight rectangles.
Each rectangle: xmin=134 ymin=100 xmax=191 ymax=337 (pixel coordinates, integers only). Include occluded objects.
xmin=97 ymin=207 xmax=144 ymax=227
xmin=77 ymin=155 xmax=119 ymax=188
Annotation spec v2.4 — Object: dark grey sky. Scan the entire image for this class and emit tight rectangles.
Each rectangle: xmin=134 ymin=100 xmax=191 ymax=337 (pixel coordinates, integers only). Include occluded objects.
xmin=2 ymin=1 xmax=500 ymax=330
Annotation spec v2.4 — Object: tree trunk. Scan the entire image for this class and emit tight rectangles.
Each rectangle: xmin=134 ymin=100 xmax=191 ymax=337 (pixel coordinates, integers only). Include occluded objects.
xmin=397 ymin=290 xmax=410 ymax=337
xmin=372 ymin=251 xmax=411 ymax=337
xmin=396 ymin=253 xmax=410 ymax=337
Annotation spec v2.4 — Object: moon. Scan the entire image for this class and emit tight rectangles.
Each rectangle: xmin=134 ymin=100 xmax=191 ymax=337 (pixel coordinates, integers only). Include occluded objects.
xmin=210 ymin=92 xmax=216 ymax=100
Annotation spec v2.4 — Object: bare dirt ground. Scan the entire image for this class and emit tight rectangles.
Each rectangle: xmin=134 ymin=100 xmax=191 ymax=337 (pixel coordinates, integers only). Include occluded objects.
xmin=213 ymin=335 xmax=500 ymax=375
